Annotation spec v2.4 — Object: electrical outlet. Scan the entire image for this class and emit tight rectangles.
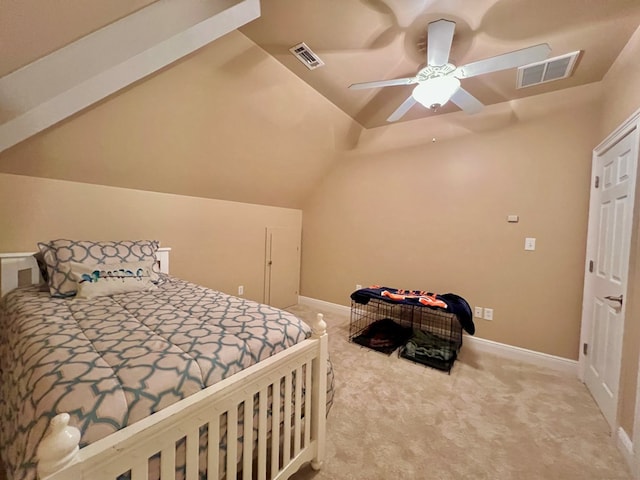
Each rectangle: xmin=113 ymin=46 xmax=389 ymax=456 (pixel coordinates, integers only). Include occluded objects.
xmin=483 ymin=308 xmax=494 ymax=321
xmin=356 ymin=284 xmax=362 ymax=290
xmin=238 ymin=285 xmax=244 ymax=296
xmin=474 ymin=306 xmax=483 ymax=318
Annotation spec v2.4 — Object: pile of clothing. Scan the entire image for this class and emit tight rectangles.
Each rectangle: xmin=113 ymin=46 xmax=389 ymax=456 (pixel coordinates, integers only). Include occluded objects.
xmin=400 ymin=328 xmax=457 ymax=364
xmin=351 ymin=318 xmax=412 ymax=355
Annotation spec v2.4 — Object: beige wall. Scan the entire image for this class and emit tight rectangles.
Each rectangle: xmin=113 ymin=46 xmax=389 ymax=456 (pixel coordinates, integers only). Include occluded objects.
xmin=0 ymin=173 xmax=300 ymax=302
xmin=600 ymin=25 xmax=640 ymax=440
xmin=301 ymin=85 xmax=602 ymax=361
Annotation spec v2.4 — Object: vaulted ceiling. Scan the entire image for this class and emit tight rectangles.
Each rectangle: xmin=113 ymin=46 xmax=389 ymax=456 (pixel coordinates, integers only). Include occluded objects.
xmin=239 ymin=0 xmax=640 ymax=127
xmin=2 ymin=0 xmax=640 ymax=130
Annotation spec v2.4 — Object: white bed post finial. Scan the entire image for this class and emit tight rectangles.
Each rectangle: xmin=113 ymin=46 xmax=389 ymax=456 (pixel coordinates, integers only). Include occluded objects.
xmin=37 ymin=413 xmax=81 ymax=479
xmin=310 ymin=313 xmax=327 ymax=338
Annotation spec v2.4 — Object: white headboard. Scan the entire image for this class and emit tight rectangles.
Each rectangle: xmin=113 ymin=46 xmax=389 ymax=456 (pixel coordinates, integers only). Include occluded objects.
xmin=0 ymin=247 xmax=171 ymax=298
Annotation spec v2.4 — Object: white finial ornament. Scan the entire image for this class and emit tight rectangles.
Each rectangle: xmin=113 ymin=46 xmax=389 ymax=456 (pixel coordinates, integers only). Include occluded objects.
xmin=37 ymin=413 xmax=81 ymax=478
xmin=311 ymin=313 xmax=327 ymax=337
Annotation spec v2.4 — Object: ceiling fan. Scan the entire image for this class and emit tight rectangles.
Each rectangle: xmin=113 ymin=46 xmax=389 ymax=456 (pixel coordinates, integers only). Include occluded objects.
xmin=349 ymin=19 xmax=551 ymax=121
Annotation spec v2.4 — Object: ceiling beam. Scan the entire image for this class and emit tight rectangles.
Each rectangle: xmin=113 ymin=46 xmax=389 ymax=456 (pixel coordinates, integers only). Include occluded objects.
xmin=0 ymin=0 xmax=260 ymax=153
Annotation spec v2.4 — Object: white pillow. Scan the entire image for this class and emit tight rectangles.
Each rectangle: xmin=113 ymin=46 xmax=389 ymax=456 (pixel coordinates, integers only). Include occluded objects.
xmin=69 ymin=260 xmax=157 ymax=299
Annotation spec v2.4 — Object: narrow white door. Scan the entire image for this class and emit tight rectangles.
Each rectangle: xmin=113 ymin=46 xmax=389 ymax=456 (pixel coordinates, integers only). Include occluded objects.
xmin=584 ymin=126 xmax=638 ymax=429
xmin=264 ymin=227 xmax=301 ymax=309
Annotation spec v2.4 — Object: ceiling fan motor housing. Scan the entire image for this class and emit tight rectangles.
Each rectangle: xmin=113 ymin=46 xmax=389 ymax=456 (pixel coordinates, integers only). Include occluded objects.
xmin=416 ymin=63 xmax=456 ymax=82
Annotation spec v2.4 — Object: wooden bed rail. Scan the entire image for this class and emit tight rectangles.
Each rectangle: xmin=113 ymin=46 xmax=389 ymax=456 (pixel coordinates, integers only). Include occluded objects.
xmin=36 ymin=313 xmax=328 ymax=480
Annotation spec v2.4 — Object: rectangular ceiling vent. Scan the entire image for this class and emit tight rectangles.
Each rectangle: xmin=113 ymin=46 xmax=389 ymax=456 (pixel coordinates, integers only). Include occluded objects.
xmin=289 ymin=42 xmax=325 ymax=70
xmin=517 ymin=51 xmax=580 ymax=88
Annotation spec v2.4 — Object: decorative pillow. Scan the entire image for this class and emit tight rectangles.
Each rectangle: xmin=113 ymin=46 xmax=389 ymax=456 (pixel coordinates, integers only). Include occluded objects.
xmin=37 ymin=239 xmax=160 ymax=298
xmin=69 ymin=260 xmax=156 ymax=299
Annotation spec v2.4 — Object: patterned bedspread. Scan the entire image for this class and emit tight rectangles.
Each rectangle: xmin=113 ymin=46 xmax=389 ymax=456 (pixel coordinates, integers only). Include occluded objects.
xmin=0 ymin=276 xmax=321 ymax=480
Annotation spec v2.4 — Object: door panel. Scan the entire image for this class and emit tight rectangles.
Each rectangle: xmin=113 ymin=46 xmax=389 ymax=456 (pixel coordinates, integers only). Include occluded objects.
xmin=584 ymin=127 xmax=638 ymax=430
xmin=612 ymin=198 xmax=627 ymax=281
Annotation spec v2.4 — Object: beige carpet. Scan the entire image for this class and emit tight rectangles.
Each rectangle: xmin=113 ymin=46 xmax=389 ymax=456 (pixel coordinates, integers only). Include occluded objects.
xmin=287 ymin=304 xmax=631 ymax=480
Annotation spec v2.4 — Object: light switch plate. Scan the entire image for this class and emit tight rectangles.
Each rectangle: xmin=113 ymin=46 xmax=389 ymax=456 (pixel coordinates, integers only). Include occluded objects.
xmin=525 ymin=237 xmax=536 ymax=251
xmin=483 ymin=308 xmax=494 ymax=321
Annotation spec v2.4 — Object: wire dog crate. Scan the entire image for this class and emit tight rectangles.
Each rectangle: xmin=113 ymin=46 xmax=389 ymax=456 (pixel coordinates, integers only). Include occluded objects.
xmin=349 ymin=299 xmax=463 ymax=373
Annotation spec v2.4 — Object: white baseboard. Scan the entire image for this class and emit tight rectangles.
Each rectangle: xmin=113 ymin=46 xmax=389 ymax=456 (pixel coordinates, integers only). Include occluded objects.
xmin=617 ymin=427 xmax=635 ymax=476
xmin=298 ymin=295 xmax=578 ymax=376
xmin=463 ymin=334 xmax=578 ymax=376
xmin=298 ymin=296 xmax=351 ymax=317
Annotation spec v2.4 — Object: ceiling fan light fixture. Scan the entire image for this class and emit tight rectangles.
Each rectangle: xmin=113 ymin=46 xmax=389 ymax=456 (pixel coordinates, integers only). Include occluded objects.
xmin=412 ymin=76 xmax=461 ymax=110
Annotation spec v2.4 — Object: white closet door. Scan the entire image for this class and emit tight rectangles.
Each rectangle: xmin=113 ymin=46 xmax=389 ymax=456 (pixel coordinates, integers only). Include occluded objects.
xmin=264 ymin=226 xmax=301 ymax=309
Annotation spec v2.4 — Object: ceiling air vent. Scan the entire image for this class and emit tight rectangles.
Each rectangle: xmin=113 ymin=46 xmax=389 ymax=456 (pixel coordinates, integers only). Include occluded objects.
xmin=289 ymin=42 xmax=325 ymax=70
xmin=517 ymin=51 xmax=580 ymax=88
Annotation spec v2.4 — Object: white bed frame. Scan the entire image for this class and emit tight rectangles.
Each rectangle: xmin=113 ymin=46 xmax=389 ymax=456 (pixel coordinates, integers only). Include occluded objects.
xmin=0 ymin=248 xmax=328 ymax=480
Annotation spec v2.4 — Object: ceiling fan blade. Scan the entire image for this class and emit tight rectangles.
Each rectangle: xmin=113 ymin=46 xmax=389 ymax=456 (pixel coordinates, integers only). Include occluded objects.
xmin=456 ymin=43 xmax=551 ymax=79
xmin=349 ymin=77 xmax=416 ymax=90
xmin=427 ymin=19 xmax=456 ymax=66
xmin=449 ymin=87 xmax=484 ymax=115
xmin=387 ymin=96 xmax=417 ymax=122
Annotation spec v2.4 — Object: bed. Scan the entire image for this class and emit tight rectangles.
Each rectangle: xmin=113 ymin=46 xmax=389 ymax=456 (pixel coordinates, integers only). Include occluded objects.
xmin=0 ymin=240 xmax=331 ymax=480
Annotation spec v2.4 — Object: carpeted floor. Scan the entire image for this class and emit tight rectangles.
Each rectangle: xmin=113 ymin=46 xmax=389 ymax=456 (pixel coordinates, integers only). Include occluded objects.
xmin=286 ymin=304 xmax=631 ymax=480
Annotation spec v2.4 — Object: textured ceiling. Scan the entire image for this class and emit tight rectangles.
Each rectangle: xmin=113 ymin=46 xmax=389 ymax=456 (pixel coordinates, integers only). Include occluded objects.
xmin=2 ymin=0 xmax=640 ymax=129
xmin=239 ymin=0 xmax=640 ymax=127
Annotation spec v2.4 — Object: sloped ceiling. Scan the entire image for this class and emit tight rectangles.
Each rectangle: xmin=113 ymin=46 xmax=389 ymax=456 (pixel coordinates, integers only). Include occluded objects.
xmin=0 ymin=0 xmax=159 ymax=77
xmin=0 ymin=0 xmax=259 ymax=152
xmin=1 ymin=0 xmax=639 ymax=210
xmin=0 ymin=29 xmax=355 ymax=209
xmin=4 ymin=0 xmax=640 ymax=131
xmin=3 ymin=0 xmax=640 ymax=135
xmin=239 ymin=0 xmax=640 ymax=128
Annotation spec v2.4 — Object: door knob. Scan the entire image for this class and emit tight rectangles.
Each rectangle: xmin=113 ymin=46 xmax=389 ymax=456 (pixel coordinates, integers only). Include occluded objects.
xmin=604 ymin=294 xmax=623 ymax=306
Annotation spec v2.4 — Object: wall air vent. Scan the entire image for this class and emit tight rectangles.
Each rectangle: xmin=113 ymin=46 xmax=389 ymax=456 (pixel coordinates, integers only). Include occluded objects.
xmin=517 ymin=51 xmax=581 ymax=88
xmin=289 ymin=42 xmax=325 ymax=70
